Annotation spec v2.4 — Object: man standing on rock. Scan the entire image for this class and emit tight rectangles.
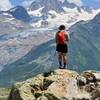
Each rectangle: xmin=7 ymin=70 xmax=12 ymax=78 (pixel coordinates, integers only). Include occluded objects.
xmin=55 ymin=25 xmax=70 ymax=69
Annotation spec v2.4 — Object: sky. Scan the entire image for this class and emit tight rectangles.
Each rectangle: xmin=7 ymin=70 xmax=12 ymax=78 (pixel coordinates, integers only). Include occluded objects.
xmin=0 ymin=0 xmax=100 ymax=10
xmin=82 ymin=0 xmax=100 ymax=8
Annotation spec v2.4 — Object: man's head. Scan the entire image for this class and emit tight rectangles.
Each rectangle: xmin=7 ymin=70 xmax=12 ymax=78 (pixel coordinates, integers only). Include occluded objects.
xmin=58 ymin=25 xmax=66 ymax=30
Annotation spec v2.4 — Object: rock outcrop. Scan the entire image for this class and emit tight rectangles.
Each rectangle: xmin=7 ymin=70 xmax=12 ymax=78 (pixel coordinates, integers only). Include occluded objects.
xmin=8 ymin=69 xmax=100 ymax=100
xmin=0 ymin=88 xmax=11 ymax=100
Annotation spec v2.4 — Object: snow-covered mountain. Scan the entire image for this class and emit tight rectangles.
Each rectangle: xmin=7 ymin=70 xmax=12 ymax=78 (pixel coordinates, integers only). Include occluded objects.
xmin=7 ymin=6 xmax=31 ymax=22
xmin=29 ymin=0 xmax=93 ymax=13
xmin=0 ymin=11 xmax=53 ymax=72
xmin=30 ymin=0 xmax=64 ymax=13
xmin=1 ymin=0 xmax=100 ymax=28
xmin=28 ymin=0 xmax=100 ymax=28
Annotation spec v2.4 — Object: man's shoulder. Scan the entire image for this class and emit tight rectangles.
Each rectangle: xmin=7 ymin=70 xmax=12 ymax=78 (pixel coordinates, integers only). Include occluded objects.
xmin=64 ymin=31 xmax=69 ymax=35
xmin=57 ymin=31 xmax=60 ymax=33
xmin=56 ymin=30 xmax=69 ymax=34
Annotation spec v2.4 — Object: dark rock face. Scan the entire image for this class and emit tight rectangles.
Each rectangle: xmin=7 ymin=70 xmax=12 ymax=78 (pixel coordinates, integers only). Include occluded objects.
xmin=41 ymin=0 xmax=64 ymax=13
xmin=81 ymin=72 xmax=97 ymax=83
xmin=91 ymin=88 xmax=100 ymax=100
xmin=30 ymin=1 xmax=41 ymax=11
xmin=29 ymin=0 xmax=93 ymax=15
xmin=8 ymin=6 xmax=31 ymax=22
xmin=63 ymin=0 xmax=77 ymax=8
xmin=79 ymin=71 xmax=100 ymax=100
xmin=76 ymin=75 xmax=87 ymax=86
xmin=30 ymin=0 xmax=64 ymax=13
xmin=8 ymin=86 xmax=23 ymax=100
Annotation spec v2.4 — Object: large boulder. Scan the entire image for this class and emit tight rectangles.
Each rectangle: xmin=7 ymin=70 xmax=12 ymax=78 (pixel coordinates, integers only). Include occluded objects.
xmin=81 ymin=70 xmax=100 ymax=83
xmin=8 ymin=69 xmax=100 ymax=100
xmin=8 ymin=74 xmax=44 ymax=100
xmin=91 ymin=87 xmax=100 ymax=100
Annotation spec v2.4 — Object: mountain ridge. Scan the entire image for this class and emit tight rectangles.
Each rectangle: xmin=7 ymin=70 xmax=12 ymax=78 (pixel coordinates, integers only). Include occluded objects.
xmin=29 ymin=0 xmax=93 ymax=14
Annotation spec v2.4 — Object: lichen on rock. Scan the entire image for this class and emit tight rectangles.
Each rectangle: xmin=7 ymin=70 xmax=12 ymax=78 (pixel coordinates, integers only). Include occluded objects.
xmin=7 ymin=69 xmax=100 ymax=100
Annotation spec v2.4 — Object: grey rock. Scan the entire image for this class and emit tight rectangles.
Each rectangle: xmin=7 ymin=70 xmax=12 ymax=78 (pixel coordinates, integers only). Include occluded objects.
xmin=81 ymin=71 xmax=97 ymax=83
xmin=91 ymin=89 xmax=100 ymax=100
xmin=76 ymin=75 xmax=87 ymax=86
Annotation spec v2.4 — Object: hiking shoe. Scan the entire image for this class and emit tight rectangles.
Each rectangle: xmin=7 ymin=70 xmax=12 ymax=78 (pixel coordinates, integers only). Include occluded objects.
xmin=59 ymin=66 xmax=65 ymax=69
xmin=59 ymin=66 xmax=63 ymax=69
xmin=62 ymin=66 xmax=67 ymax=69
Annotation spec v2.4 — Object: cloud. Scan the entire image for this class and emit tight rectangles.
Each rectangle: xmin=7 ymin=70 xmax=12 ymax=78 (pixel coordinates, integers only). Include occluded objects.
xmin=58 ymin=0 xmax=65 ymax=3
xmin=22 ymin=1 xmax=33 ymax=7
xmin=67 ymin=0 xmax=83 ymax=6
xmin=0 ymin=0 xmax=13 ymax=10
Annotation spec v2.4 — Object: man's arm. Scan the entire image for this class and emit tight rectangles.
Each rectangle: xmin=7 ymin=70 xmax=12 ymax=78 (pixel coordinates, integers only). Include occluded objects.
xmin=65 ymin=32 xmax=70 ymax=42
xmin=55 ymin=31 xmax=60 ymax=44
xmin=55 ymin=32 xmax=58 ymax=44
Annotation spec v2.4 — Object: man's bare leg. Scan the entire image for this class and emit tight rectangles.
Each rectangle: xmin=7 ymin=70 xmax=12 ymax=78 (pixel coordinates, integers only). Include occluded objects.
xmin=62 ymin=53 xmax=68 ymax=69
xmin=58 ymin=52 xmax=62 ymax=68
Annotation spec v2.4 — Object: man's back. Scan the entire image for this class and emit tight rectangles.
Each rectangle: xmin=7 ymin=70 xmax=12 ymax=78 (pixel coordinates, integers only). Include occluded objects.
xmin=56 ymin=30 xmax=69 ymax=44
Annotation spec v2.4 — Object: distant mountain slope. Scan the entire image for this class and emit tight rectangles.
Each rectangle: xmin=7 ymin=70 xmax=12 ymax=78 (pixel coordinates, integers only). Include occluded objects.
xmin=0 ymin=39 xmax=55 ymax=87
xmin=0 ymin=13 xmax=33 ymax=69
xmin=0 ymin=12 xmax=32 ymax=34
xmin=68 ymin=12 xmax=100 ymax=71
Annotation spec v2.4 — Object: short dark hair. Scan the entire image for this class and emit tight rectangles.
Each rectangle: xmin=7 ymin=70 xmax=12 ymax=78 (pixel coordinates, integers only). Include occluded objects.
xmin=58 ymin=25 xmax=66 ymax=30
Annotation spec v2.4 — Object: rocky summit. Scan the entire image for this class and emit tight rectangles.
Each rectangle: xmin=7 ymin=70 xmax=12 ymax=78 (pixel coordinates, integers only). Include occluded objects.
xmin=6 ymin=69 xmax=100 ymax=100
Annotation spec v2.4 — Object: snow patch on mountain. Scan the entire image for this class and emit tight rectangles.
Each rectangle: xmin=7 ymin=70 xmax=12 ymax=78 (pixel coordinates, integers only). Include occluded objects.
xmin=0 ymin=0 xmax=12 ymax=10
xmin=29 ymin=6 xmax=100 ymax=29
xmin=67 ymin=0 xmax=83 ymax=6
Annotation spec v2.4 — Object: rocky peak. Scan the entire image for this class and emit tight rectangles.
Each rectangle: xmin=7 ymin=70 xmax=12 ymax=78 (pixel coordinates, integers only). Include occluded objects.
xmin=29 ymin=1 xmax=42 ymax=11
xmin=63 ymin=0 xmax=77 ymax=8
xmin=29 ymin=0 xmax=93 ymax=14
xmin=90 ymin=12 xmax=100 ymax=24
xmin=30 ymin=0 xmax=64 ymax=13
xmin=87 ymin=12 xmax=100 ymax=35
xmin=8 ymin=69 xmax=100 ymax=100
xmin=7 ymin=6 xmax=31 ymax=22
